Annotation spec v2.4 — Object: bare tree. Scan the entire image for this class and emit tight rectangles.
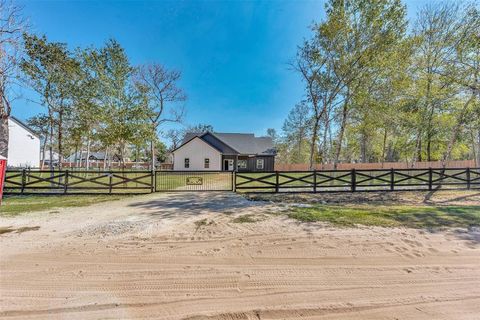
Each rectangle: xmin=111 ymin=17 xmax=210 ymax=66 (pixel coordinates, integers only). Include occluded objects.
xmin=164 ymin=128 xmax=183 ymax=150
xmin=0 ymin=0 xmax=27 ymax=159
xmin=134 ymin=64 xmax=186 ymax=169
xmin=292 ymin=42 xmax=330 ymax=170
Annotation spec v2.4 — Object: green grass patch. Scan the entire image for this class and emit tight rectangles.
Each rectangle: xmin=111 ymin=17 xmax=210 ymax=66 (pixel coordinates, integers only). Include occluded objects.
xmin=232 ymin=214 xmax=260 ymax=223
xmin=0 ymin=195 xmax=127 ymax=216
xmin=288 ymin=205 xmax=480 ymax=228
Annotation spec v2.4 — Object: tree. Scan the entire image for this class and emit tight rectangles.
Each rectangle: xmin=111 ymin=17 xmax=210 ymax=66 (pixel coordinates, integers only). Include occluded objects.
xmin=21 ymin=34 xmax=79 ymax=169
xmin=27 ymin=114 xmax=50 ymax=168
xmin=438 ymin=3 xmax=480 ymax=165
xmin=134 ymin=63 xmax=186 ymax=169
xmin=86 ymin=40 xmax=152 ymax=168
xmin=266 ymin=128 xmax=278 ymax=143
xmin=164 ymin=128 xmax=183 ymax=150
xmin=0 ymin=0 xmax=27 ymax=159
xmin=186 ymin=123 xmax=214 ymax=134
xmin=281 ymin=102 xmax=311 ymax=164
xmin=407 ymin=3 xmax=461 ymax=163
xmin=294 ymin=0 xmax=407 ymax=169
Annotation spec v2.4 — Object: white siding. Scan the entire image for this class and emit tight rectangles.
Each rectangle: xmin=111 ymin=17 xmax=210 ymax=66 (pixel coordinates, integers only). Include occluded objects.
xmin=173 ymin=137 xmax=222 ymax=171
xmin=7 ymin=118 xmax=40 ymax=168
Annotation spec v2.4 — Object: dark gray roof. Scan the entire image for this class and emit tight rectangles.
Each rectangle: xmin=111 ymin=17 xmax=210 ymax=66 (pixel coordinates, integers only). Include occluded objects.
xmin=67 ymin=151 xmax=119 ymax=161
xmin=180 ymin=132 xmax=276 ymax=156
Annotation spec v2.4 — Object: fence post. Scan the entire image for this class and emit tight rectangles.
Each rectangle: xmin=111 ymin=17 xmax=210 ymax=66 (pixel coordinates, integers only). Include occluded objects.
xmin=64 ymin=170 xmax=69 ymax=194
xmin=313 ymin=169 xmax=317 ymax=193
xmin=21 ymin=168 xmax=26 ymax=194
xmin=275 ymin=171 xmax=279 ymax=193
xmin=390 ymin=168 xmax=394 ymax=191
xmin=232 ymin=171 xmax=236 ymax=192
xmin=466 ymin=167 xmax=471 ymax=190
xmin=109 ymin=172 xmax=113 ymax=194
xmin=428 ymin=167 xmax=433 ymax=191
xmin=150 ymin=170 xmax=155 ymax=193
xmin=351 ymin=169 xmax=356 ymax=192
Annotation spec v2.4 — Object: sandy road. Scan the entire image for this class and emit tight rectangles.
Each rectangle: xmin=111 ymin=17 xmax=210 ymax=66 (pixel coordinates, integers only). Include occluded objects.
xmin=1 ymin=192 xmax=480 ymax=319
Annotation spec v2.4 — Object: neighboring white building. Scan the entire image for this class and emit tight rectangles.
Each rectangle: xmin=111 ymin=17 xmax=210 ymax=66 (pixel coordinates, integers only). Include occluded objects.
xmin=7 ymin=117 xmax=40 ymax=168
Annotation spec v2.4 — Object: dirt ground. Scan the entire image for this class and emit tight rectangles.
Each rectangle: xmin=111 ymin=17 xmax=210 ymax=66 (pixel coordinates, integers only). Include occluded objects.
xmin=1 ymin=191 xmax=479 ymax=319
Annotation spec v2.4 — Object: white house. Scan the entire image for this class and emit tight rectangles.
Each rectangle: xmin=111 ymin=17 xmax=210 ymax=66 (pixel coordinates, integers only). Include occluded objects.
xmin=7 ymin=116 xmax=40 ymax=168
xmin=172 ymin=132 xmax=276 ymax=172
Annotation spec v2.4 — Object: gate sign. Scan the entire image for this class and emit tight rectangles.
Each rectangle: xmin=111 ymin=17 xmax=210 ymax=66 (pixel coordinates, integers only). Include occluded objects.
xmin=0 ymin=156 xmax=6 ymax=204
xmin=186 ymin=177 xmax=203 ymax=185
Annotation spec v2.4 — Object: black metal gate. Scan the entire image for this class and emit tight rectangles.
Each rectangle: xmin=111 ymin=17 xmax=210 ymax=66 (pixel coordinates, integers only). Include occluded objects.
xmin=155 ymin=171 xmax=234 ymax=192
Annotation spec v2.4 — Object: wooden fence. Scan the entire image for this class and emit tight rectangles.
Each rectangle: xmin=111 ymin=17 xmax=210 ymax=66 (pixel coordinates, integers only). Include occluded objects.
xmin=3 ymin=170 xmax=233 ymax=194
xmin=4 ymin=170 xmax=155 ymax=195
xmin=3 ymin=167 xmax=479 ymax=195
xmin=275 ymin=160 xmax=477 ymax=171
xmin=235 ymin=168 xmax=480 ymax=193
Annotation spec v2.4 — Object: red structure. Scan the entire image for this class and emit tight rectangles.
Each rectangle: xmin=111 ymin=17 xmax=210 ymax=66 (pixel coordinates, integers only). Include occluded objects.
xmin=0 ymin=156 xmax=6 ymax=203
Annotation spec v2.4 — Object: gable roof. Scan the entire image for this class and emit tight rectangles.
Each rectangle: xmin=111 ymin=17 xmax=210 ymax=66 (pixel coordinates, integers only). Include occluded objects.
xmin=177 ymin=132 xmax=276 ymax=156
xmin=9 ymin=116 xmax=39 ymax=138
xmin=172 ymin=135 xmax=224 ymax=154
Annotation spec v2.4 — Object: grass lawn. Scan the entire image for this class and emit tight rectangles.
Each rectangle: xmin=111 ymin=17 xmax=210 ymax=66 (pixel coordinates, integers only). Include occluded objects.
xmin=288 ymin=204 xmax=480 ymax=228
xmin=0 ymin=195 xmax=127 ymax=216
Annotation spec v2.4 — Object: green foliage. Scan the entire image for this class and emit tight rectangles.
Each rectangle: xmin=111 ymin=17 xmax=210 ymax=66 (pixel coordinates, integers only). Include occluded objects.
xmin=21 ymin=36 xmax=174 ymax=168
xmin=280 ymin=1 xmax=479 ymax=166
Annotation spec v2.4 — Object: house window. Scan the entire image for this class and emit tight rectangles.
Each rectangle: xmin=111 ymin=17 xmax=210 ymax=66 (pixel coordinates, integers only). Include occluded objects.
xmin=237 ymin=160 xmax=247 ymax=169
xmin=204 ymin=158 xmax=210 ymax=169
xmin=184 ymin=158 xmax=190 ymax=168
xmin=256 ymin=159 xmax=264 ymax=170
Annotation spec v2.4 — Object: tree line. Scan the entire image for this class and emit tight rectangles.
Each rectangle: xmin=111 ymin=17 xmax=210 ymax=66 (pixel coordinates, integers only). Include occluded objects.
xmin=273 ymin=0 xmax=479 ymax=168
xmin=22 ymin=35 xmax=189 ymax=170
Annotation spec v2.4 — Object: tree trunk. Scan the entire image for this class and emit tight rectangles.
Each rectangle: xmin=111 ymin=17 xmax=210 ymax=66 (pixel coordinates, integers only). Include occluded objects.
xmin=73 ymin=143 xmax=78 ymax=168
xmin=104 ymin=148 xmax=108 ymax=170
xmin=333 ymin=101 xmax=348 ymax=170
xmin=79 ymin=147 xmax=83 ymax=168
xmin=381 ymin=127 xmax=388 ymax=165
xmin=426 ymin=138 xmax=431 ymax=162
xmin=119 ymin=142 xmax=125 ymax=170
xmin=309 ymin=118 xmax=319 ymax=170
xmin=57 ymin=110 xmax=63 ymax=169
xmin=40 ymin=135 xmax=48 ymax=170
xmin=442 ymin=95 xmax=475 ymax=166
xmin=414 ymin=131 xmax=422 ymax=165
xmin=476 ymin=129 xmax=480 ymax=168
xmin=86 ymin=138 xmax=91 ymax=170
xmin=360 ymin=131 xmax=367 ymax=163
xmin=0 ymin=116 xmax=8 ymax=159
xmin=322 ymin=115 xmax=329 ymax=163
xmin=150 ymin=140 xmax=155 ymax=171
xmin=49 ymin=115 xmax=54 ymax=171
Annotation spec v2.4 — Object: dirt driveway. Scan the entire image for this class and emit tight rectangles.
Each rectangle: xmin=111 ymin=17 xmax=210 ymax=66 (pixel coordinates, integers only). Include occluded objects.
xmin=1 ymin=192 xmax=480 ymax=319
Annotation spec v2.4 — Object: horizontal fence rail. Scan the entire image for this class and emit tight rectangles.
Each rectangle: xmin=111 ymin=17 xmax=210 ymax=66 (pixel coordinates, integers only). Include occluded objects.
xmin=234 ymin=168 xmax=480 ymax=193
xmin=3 ymin=168 xmax=479 ymax=195
xmin=4 ymin=170 xmax=155 ymax=195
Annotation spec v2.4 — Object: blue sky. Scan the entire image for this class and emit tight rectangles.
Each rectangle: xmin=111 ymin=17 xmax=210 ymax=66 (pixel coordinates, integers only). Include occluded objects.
xmin=14 ymin=0 xmax=432 ymax=139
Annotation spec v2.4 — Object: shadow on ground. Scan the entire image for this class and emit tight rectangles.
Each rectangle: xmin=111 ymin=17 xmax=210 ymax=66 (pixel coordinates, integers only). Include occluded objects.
xmin=127 ymin=192 xmax=271 ymax=219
